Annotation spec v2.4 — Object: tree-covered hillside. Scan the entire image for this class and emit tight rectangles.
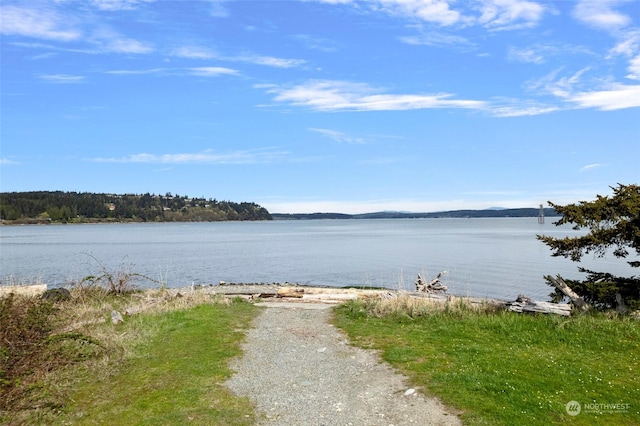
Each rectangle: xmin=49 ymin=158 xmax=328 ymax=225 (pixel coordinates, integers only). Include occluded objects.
xmin=0 ymin=191 xmax=272 ymax=223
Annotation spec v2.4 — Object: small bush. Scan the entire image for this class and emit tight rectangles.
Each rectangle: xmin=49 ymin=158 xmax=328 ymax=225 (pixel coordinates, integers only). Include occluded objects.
xmin=75 ymin=253 xmax=158 ymax=295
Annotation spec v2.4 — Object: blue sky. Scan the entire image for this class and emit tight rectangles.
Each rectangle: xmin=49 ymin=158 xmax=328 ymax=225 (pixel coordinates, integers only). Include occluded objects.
xmin=1 ymin=0 xmax=638 ymax=214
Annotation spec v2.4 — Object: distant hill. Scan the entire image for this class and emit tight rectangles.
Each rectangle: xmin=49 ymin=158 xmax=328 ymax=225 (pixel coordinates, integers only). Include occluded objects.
xmin=0 ymin=191 xmax=272 ymax=223
xmin=272 ymin=208 xmax=558 ymax=220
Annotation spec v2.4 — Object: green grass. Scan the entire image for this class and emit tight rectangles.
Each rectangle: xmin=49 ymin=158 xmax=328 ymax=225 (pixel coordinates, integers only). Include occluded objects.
xmin=53 ymin=300 xmax=258 ymax=426
xmin=333 ymin=299 xmax=640 ymax=425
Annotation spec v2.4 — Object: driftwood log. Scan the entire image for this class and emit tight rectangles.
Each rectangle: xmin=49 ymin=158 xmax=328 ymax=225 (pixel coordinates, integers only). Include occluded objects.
xmin=275 ymin=286 xmax=388 ymax=301
xmin=415 ymin=272 xmax=448 ymax=293
xmin=277 ymin=287 xmax=305 ymax=298
xmin=544 ymin=275 xmax=590 ymax=311
xmin=0 ymin=284 xmax=47 ymax=297
xmin=506 ymin=295 xmax=572 ymax=316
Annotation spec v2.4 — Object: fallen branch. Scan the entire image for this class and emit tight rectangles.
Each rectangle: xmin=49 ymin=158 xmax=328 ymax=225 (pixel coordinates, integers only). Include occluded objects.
xmin=544 ymin=275 xmax=590 ymax=312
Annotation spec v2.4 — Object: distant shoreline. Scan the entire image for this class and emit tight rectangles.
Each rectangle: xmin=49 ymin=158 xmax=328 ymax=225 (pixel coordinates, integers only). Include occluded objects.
xmin=272 ymin=207 xmax=559 ymax=220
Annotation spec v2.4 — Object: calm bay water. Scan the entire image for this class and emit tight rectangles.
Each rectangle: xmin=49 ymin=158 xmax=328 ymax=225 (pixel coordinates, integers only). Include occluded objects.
xmin=1 ymin=218 xmax=635 ymax=300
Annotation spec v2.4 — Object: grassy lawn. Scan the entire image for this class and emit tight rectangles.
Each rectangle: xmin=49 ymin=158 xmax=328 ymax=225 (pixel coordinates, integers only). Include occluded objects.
xmin=55 ymin=300 xmax=258 ymax=425
xmin=333 ymin=299 xmax=640 ymax=426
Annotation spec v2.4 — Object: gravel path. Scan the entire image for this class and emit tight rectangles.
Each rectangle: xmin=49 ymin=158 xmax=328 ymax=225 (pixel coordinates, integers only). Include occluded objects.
xmin=225 ymin=301 xmax=461 ymax=426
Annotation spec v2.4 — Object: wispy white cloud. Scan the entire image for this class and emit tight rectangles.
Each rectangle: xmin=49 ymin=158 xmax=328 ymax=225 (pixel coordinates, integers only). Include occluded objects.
xmin=39 ymin=74 xmax=86 ymax=83
xmin=1 ymin=5 xmax=153 ymax=55
xmin=0 ymin=158 xmax=20 ymax=165
xmin=172 ymin=46 xmax=217 ymax=59
xmin=312 ymin=0 xmax=464 ymax=26
xmin=309 ymin=128 xmax=366 ymax=144
xmin=627 ymin=55 xmax=640 ymax=80
xmin=261 ymin=80 xmax=572 ymax=116
xmin=105 ymin=68 xmax=166 ymax=75
xmin=573 ymin=0 xmax=632 ymax=31
xmin=507 ymin=46 xmax=545 ymax=64
xmin=525 ymin=68 xmax=640 ymax=110
xmin=188 ymin=67 xmax=240 ymax=77
xmin=475 ymin=0 xmax=547 ymax=31
xmin=2 ymin=7 xmax=153 ymax=55
xmin=170 ymin=46 xmax=305 ymax=68
xmin=91 ymin=149 xmax=290 ymax=164
xmin=0 ymin=5 xmax=81 ymax=41
xmin=89 ymin=27 xmax=154 ymax=54
xmin=235 ymin=55 xmax=306 ymax=68
xmin=372 ymin=0 xmax=465 ymax=26
xmin=580 ymin=163 xmax=603 ymax=172
xmin=569 ymin=83 xmax=640 ymax=110
xmin=105 ymin=67 xmax=239 ymax=77
xmin=607 ymin=29 xmax=640 ymax=58
xmin=103 ymin=37 xmax=154 ymax=54
xmin=261 ymin=80 xmax=486 ymax=112
xmin=525 ymin=67 xmax=591 ymax=98
xmin=314 ymin=0 xmax=547 ymax=30
xmin=293 ymin=34 xmax=340 ymax=52
xmin=9 ymin=41 xmax=95 ymax=55
xmin=508 ymin=43 xmax=593 ymax=64
xmin=90 ymin=0 xmax=155 ymax=11
xmin=262 ymin=73 xmax=639 ymax=115
xmin=399 ymin=31 xmax=472 ymax=47
xmin=489 ymin=101 xmax=559 ymax=117
xmin=601 ymin=25 xmax=640 ymax=82
xmin=208 ymin=0 xmax=231 ymax=18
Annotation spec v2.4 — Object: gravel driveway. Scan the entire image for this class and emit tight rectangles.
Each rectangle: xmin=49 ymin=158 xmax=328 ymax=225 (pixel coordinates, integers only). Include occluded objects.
xmin=225 ymin=301 xmax=461 ymax=426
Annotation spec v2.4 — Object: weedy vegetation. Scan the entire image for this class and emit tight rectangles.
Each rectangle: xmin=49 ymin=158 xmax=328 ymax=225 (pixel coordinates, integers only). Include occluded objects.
xmin=1 ymin=271 xmax=258 ymax=425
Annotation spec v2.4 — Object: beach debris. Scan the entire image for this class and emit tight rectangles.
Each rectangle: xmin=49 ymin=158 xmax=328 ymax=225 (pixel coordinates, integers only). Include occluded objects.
xmin=415 ymin=272 xmax=448 ymax=293
xmin=404 ymin=388 xmax=416 ymax=396
xmin=506 ymin=295 xmax=572 ymax=316
xmin=0 ymin=284 xmax=47 ymax=298
xmin=277 ymin=287 xmax=305 ymax=298
xmin=544 ymin=275 xmax=590 ymax=312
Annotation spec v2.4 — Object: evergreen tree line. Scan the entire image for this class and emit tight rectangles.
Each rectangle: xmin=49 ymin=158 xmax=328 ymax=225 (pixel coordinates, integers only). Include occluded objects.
xmin=0 ymin=191 xmax=272 ymax=223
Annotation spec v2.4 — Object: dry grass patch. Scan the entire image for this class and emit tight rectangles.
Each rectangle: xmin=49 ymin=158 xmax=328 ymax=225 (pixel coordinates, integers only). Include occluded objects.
xmin=361 ymin=293 xmax=503 ymax=319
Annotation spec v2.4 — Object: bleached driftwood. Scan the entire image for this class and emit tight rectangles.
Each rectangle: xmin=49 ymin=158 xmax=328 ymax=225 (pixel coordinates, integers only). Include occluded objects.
xmin=276 ymin=286 xmax=388 ymax=300
xmin=277 ymin=287 xmax=305 ymax=298
xmin=415 ymin=272 xmax=448 ymax=293
xmin=301 ymin=293 xmax=358 ymax=302
xmin=0 ymin=284 xmax=47 ymax=297
xmin=544 ymin=275 xmax=590 ymax=311
xmin=506 ymin=295 xmax=572 ymax=316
